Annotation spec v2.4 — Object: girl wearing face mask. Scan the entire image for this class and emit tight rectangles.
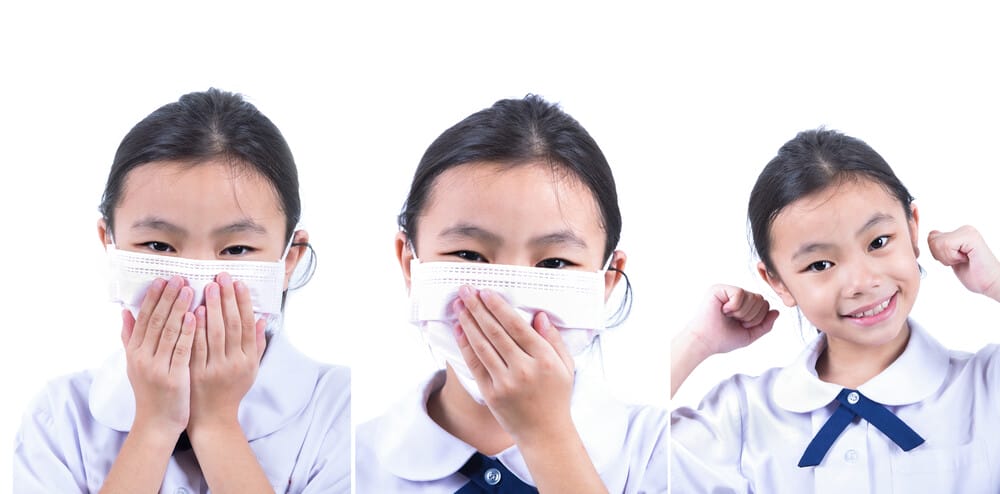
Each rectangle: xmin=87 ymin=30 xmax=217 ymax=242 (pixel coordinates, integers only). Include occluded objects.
xmin=670 ymin=128 xmax=1000 ymax=492
xmin=355 ymin=95 xmax=769 ymax=493
xmin=14 ymin=89 xmax=351 ymax=493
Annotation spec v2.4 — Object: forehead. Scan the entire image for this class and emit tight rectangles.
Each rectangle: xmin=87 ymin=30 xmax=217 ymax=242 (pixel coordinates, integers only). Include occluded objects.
xmin=419 ymin=161 xmax=604 ymax=235
xmin=114 ymin=159 xmax=283 ymax=230
xmin=770 ymin=179 xmax=906 ymax=249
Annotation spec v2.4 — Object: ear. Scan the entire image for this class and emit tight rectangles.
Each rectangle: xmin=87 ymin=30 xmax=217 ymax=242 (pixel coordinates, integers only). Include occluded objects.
xmin=757 ymin=261 xmax=797 ymax=307
xmin=395 ymin=231 xmax=414 ymax=292
xmin=282 ymin=229 xmax=310 ymax=290
xmin=603 ymin=250 xmax=627 ymax=301
xmin=908 ymin=203 xmax=921 ymax=258
xmin=97 ymin=218 xmax=111 ymax=250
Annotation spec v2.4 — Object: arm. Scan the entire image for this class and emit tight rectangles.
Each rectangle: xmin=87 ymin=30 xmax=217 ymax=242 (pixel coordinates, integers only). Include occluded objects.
xmin=186 ymin=273 xmax=272 ymax=493
xmin=671 ymin=285 xmax=779 ymax=398
xmin=928 ymin=226 xmax=1000 ymax=303
xmin=455 ymin=287 xmax=608 ymax=494
xmin=101 ymin=277 xmax=195 ymax=493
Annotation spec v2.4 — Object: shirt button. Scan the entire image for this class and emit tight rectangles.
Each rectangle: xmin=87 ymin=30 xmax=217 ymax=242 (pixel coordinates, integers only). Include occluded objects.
xmin=847 ymin=391 xmax=860 ymax=404
xmin=844 ymin=449 xmax=859 ymax=463
xmin=484 ymin=467 xmax=502 ymax=485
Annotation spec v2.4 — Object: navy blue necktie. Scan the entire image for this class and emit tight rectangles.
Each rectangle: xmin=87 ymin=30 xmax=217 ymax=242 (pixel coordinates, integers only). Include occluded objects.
xmin=455 ymin=453 xmax=538 ymax=493
xmin=798 ymin=388 xmax=924 ymax=467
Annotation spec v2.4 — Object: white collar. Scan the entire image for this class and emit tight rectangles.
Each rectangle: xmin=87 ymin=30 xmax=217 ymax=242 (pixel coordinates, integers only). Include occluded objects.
xmin=372 ymin=369 xmax=631 ymax=485
xmin=773 ymin=319 xmax=950 ymax=413
xmin=88 ymin=330 xmax=321 ymax=440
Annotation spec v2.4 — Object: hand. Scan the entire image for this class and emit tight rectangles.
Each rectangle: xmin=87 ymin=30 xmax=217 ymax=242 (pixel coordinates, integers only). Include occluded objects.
xmin=188 ymin=272 xmax=266 ymax=433
xmin=929 ymin=226 xmax=1000 ymax=301
xmin=452 ymin=286 xmax=576 ymax=443
xmin=121 ymin=276 xmax=196 ymax=437
xmin=685 ymin=284 xmax=779 ymax=358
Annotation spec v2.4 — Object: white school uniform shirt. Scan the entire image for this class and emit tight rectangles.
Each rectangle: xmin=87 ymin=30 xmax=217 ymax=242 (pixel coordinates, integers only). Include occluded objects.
xmin=355 ymin=369 xmax=668 ymax=494
xmin=671 ymin=320 xmax=1000 ymax=494
xmin=14 ymin=331 xmax=351 ymax=494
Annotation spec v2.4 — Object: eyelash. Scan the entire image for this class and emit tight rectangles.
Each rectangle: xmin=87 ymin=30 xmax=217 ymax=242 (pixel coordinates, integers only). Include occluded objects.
xmin=138 ymin=242 xmax=256 ymax=256
xmin=446 ymin=251 xmax=576 ymax=269
xmin=801 ymin=235 xmax=893 ymax=273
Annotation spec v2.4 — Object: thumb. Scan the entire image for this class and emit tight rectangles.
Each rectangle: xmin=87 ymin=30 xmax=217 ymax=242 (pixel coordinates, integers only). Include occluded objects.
xmin=121 ymin=309 xmax=136 ymax=349
xmin=255 ymin=317 xmax=267 ymax=363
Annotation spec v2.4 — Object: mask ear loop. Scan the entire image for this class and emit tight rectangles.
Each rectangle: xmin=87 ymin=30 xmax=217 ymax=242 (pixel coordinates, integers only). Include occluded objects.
xmin=286 ymin=241 xmax=317 ymax=291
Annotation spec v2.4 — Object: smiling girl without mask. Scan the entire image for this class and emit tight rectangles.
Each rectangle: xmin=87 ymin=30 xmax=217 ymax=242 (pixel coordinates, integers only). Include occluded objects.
xmin=14 ymin=89 xmax=351 ymax=493
xmin=356 ymin=96 xmax=668 ymax=494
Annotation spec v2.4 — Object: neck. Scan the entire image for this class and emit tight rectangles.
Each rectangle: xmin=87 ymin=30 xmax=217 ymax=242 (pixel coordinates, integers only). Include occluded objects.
xmin=426 ymin=365 xmax=514 ymax=455
xmin=816 ymin=321 xmax=911 ymax=389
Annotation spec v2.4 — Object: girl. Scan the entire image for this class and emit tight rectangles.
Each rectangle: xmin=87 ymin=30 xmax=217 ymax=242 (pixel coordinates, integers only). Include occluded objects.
xmin=14 ymin=89 xmax=351 ymax=493
xmin=356 ymin=94 xmax=766 ymax=493
xmin=670 ymin=128 xmax=1000 ymax=492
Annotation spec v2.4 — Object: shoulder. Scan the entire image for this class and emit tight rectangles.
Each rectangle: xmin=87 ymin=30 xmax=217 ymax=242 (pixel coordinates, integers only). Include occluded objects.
xmin=21 ymin=369 xmax=97 ymax=427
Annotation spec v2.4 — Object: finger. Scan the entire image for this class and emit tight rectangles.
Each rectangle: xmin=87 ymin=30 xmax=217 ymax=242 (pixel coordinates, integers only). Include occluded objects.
xmin=740 ymin=298 xmax=770 ymax=328
xmin=121 ymin=309 xmax=135 ymax=350
xmin=453 ymin=296 xmax=508 ymax=377
xmin=154 ymin=286 xmax=193 ymax=366
xmin=727 ymin=292 xmax=762 ymax=320
xmin=716 ymin=285 xmax=743 ymax=315
xmin=217 ymin=273 xmax=242 ymax=357
xmin=191 ymin=305 xmax=208 ymax=369
xmin=132 ymin=278 xmax=168 ymax=352
xmin=747 ymin=309 xmax=780 ymax=343
xmin=171 ymin=312 xmax=196 ymax=371
xmin=235 ymin=280 xmax=257 ymax=357
xmin=454 ymin=323 xmax=492 ymax=387
xmin=204 ymin=281 xmax=226 ymax=363
xmin=534 ymin=312 xmax=573 ymax=372
xmin=477 ymin=288 xmax=545 ymax=357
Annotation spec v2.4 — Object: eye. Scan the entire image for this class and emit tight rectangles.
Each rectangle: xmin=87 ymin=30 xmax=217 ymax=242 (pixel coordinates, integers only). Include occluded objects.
xmin=536 ymin=258 xmax=573 ymax=269
xmin=869 ymin=235 xmax=891 ymax=250
xmin=141 ymin=241 xmax=175 ymax=253
xmin=806 ymin=260 xmax=833 ymax=272
xmin=448 ymin=250 xmax=487 ymax=262
xmin=221 ymin=245 xmax=255 ymax=256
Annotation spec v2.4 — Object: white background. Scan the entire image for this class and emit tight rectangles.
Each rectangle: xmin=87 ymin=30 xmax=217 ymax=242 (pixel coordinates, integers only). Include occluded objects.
xmin=2 ymin=1 xmax=999 ymax=489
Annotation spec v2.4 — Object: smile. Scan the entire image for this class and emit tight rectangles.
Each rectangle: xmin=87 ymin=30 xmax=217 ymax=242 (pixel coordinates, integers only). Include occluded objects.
xmin=848 ymin=298 xmax=891 ymax=319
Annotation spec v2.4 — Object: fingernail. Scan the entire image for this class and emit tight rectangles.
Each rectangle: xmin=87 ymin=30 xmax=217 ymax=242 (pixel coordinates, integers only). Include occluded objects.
xmin=217 ymin=272 xmax=231 ymax=285
xmin=538 ymin=311 xmax=552 ymax=330
xmin=478 ymin=288 xmax=492 ymax=300
xmin=167 ymin=276 xmax=182 ymax=289
xmin=234 ymin=280 xmax=246 ymax=292
xmin=454 ymin=324 xmax=464 ymax=338
xmin=151 ymin=278 xmax=166 ymax=290
xmin=206 ymin=282 xmax=219 ymax=299
xmin=458 ymin=285 xmax=475 ymax=299
xmin=452 ymin=298 xmax=465 ymax=313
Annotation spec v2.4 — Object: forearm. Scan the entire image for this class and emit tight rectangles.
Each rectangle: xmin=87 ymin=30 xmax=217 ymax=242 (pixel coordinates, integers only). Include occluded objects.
xmin=100 ymin=422 xmax=177 ymax=493
xmin=671 ymin=329 xmax=714 ymax=399
xmin=189 ymin=420 xmax=272 ymax=494
xmin=517 ymin=421 xmax=609 ymax=494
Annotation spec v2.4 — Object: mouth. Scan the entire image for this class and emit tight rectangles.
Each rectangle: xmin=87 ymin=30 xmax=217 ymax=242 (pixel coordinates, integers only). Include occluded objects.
xmin=841 ymin=292 xmax=897 ymax=326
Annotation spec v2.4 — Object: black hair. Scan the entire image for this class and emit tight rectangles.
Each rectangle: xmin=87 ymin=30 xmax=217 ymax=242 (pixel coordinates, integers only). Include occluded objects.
xmin=398 ymin=94 xmax=631 ymax=325
xmin=749 ymin=128 xmax=915 ymax=276
xmin=99 ymin=88 xmax=300 ymax=242
xmin=398 ymin=94 xmax=622 ymax=261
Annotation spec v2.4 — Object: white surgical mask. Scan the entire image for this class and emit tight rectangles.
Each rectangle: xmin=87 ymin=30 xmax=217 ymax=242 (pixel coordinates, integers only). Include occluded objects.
xmin=106 ymin=236 xmax=293 ymax=329
xmin=408 ymin=256 xmax=611 ymax=404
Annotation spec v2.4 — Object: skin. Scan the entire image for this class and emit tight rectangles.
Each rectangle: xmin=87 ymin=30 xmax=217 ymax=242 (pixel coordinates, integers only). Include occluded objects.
xmin=97 ymin=159 xmax=308 ymax=494
xmin=395 ymin=161 xmax=624 ymax=493
xmin=671 ymin=178 xmax=1000 ymax=399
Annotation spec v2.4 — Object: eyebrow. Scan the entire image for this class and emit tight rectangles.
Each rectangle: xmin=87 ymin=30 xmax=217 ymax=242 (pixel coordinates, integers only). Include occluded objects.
xmin=130 ymin=217 xmax=268 ymax=237
xmin=439 ymin=223 xmax=588 ymax=249
xmin=790 ymin=212 xmax=898 ymax=261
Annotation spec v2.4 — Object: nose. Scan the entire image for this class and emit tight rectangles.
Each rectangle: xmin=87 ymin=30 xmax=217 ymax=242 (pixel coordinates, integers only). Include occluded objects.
xmin=840 ymin=256 xmax=881 ymax=298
